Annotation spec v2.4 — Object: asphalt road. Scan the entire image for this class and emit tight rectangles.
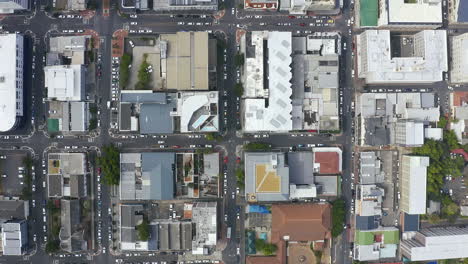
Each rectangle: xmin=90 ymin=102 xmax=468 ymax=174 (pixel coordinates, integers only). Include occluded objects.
xmin=0 ymin=0 xmax=433 ymax=262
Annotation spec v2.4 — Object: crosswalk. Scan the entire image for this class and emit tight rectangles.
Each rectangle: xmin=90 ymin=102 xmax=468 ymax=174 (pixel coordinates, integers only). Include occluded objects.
xmin=88 ymin=137 xmax=95 ymax=143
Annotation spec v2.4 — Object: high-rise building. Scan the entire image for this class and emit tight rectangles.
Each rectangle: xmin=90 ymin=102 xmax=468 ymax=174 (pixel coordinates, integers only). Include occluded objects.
xmin=400 ymin=155 xmax=429 ymax=215
xmin=401 ymin=226 xmax=468 ymax=261
xmin=0 ymin=0 xmax=29 ymax=13
xmin=450 ymin=33 xmax=468 ymax=83
xmin=0 ymin=33 xmax=24 ymax=132
xmin=357 ymin=30 xmax=447 ymax=84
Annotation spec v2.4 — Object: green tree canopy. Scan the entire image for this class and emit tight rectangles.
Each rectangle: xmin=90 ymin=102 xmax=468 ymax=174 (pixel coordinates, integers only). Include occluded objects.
xmin=331 ymin=198 xmax=346 ymax=237
xmin=97 ymin=144 xmax=121 ymax=185
xmin=136 ymin=217 xmax=150 ymax=241
xmin=45 ymin=240 xmax=60 ymax=254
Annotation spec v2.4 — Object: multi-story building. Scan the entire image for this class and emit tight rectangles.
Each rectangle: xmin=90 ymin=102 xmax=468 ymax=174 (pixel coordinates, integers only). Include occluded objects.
xmin=242 ymin=31 xmax=293 ymax=132
xmin=400 ymin=155 xmax=429 ymax=215
xmin=450 ymin=33 xmax=468 ymax=83
xmin=153 ymin=0 xmax=218 ymax=11
xmin=377 ymin=0 xmax=442 ymax=28
xmin=44 ymin=64 xmax=85 ymax=101
xmin=401 ymin=226 xmax=468 ymax=261
xmin=244 ymin=0 xmax=277 ymax=10
xmin=0 ymin=33 xmax=24 ymax=132
xmin=357 ymin=30 xmax=447 ymax=84
xmin=279 ymin=0 xmax=338 ymax=15
xmin=1 ymin=220 xmax=28 ymax=255
xmin=0 ymin=0 xmax=29 ymax=13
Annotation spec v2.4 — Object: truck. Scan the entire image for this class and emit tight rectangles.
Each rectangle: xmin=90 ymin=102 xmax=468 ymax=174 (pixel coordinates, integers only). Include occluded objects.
xmin=227 ymin=227 xmax=231 ymax=239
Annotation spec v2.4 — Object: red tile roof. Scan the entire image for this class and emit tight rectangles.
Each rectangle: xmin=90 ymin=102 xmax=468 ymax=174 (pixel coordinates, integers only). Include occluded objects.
xmin=453 ymin=91 xmax=468 ymax=107
xmin=247 ymin=204 xmax=331 ymax=264
xmin=271 ymin=203 xmax=331 ymax=243
xmin=452 ymin=149 xmax=468 ymax=161
xmin=314 ymin=152 xmax=340 ymax=174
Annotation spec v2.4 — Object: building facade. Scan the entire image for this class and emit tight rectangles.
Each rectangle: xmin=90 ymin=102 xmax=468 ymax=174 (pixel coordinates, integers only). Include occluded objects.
xmin=400 ymin=155 xmax=429 ymax=215
xmin=450 ymin=33 xmax=468 ymax=83
xmin=0 ymin=33 xmax=24 ymax=132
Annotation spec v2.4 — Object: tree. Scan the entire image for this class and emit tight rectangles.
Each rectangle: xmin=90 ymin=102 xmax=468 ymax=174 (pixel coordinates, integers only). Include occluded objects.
xmin=236 ymin=168 xmax=245 ymax=188
xmin=119 ymin=53 xmax=132 ymax=88
xmin=88 ymin=118 xmax=97 ymax=131
xmin=428 ymin=213 xmax=441 ymax=224
xmin=331 ymin=198 xmax=346 ymax=237
xmin=437 ymin=116 xmax=448 ymax=129
xmin=45 ymin=240 xmax=60 ymax=253
xmin=89 ymin=106 xmax=98 ymax=114
xmin=255 ymin=239 xmax=277 ymax=255
xmin=135 ymin=54 xmax=151 ymax=90
xmin=97 ymin=144 xmax=121 ymax=185
xmin=234 ymin=53 xmax=244 ymax=67
xmin=136 ymin=217 xmax=150 ymax=241
xmin=244 ymin=142 xmax=271 ymax=151
xmin=206 ymin=132 xmax=222 ymax=142
xmin=444 ymin=130 xmax=461 ymax=150
xmin=234 ymin=83 xmax=244 ymax=97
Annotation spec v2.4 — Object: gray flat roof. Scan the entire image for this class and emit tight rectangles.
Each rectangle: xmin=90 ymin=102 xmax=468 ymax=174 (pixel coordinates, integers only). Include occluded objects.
xmin=140 ymin=103 xmax=174 ymax=134
xmin=141 ymin=152 xmax=175 ymax=200
xmin=120 ymin=103 xmax=132 ymax=131
xmin=120 ymin=153 xmax=175 ymax=200
xmin=121 ymin=92 xmax=168 ymax=103
xmin=315 ymin=175 xmax=338 ymax=196
xmin=287 ymin=152 xmax=314 ymax=185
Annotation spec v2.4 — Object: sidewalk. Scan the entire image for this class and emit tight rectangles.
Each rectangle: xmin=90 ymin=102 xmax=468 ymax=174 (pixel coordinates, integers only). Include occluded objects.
xmin=112 ymin=30 xmax=128 ymax=57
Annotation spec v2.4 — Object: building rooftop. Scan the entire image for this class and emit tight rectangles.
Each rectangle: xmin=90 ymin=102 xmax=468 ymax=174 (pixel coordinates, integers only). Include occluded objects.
xmin=119 ymin=91 xmax=176 ymax=133
xmin=244 ymin=31 xmax=293 ymax=132
xmin=271 ymin=203 xmax=331 ymax=243
xmin=401 ymin=155 xmax=429 ymax=215
xmin=1 ymin=220 xmax=27 ymax=255
xmin=355 ymin=215 xmax=379 ymax=231
xmin=160 ymin=32 xmax=209 ymax=90
xmin=354 ymin=227 xmax=399 ymax=261
xmin=0 ymin=200 xmax=28 ymax=222
xmin=45 ymin=65 xmax=85 ymax=101
xmin=120 ymin=153 xmax=175 ymax=200
xmin=287 ymin=152 xmax=314 ymax=185
xmin=357 ymin=30 xmax=447 ymax=83
xmin=313 ymin=147 xmax=342 ymax=174
xmin=386 ymin=0 xmax=442 ymax=24
xmin=174 ymin=91 xmax=219 ymax=133
xmin=359 ymin=152 xmax=385 ymax=184
xmin=60 ymin=199 xmax=86 ymax=252
xmin=244 ymin=152 xmax=289 ymax=202
xmin=0 ymin=33 xmax=23 ymax=132
xmin=314 ymin=176 xmax=338 ymax=196
xmin=401 ymin=226 xmax=468 ymax=261
xmin=47 ymin=153 xmax=87 ymax=198
xmin=357 ymin=184 xmax=384 ymax=217
xmin=191 ymin=202 xmax=217 ymax=255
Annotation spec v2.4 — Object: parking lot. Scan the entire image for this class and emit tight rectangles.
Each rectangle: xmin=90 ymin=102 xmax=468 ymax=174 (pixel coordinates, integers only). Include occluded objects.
xmin=0 ymin=150 xmax=29 ymax=196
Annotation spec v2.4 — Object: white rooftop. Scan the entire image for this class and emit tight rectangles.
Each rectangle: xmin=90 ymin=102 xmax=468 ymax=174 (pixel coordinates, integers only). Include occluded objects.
xmin=45 ymin=65 xmax=84 ymax=101
xmin=244 ymin=31 xmax=292 ymax=132
xmin=358 ymin=30 xmax=447 ymax=83
xmin=0 ymin=33 xmax=22 ymax=132
xmin=402 ymin=226 xmax=468 ymax=261
xmin=388 ymin=0 xmax=442 ymax=24
xmin=402 ymin=155 xmax=429 ymax=214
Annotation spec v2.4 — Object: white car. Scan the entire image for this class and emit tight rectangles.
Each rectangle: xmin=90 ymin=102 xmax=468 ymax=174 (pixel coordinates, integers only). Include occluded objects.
xmin=130 ymin=22 xmax=137 ymax=25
